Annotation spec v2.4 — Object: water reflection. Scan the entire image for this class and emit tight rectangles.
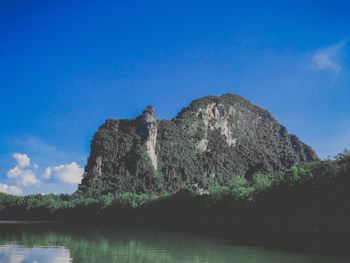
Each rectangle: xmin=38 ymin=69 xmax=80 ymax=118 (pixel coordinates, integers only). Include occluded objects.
xmin=0 ymin=245 xmax=71 ymax=263
xmin=0 ymin=222 xmax=347 ymax=263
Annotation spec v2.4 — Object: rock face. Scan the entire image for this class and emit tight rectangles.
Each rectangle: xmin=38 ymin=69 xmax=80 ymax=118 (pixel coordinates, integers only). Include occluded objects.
xmin=139 ymin=106 xmax=158 ymax=171
xmin=78 ymin=94 xmax=318 ymax=196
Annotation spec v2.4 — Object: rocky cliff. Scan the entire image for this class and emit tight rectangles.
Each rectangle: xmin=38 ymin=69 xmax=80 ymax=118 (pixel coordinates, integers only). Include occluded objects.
xmin=78 ymin=94 xmax=317 ymax=196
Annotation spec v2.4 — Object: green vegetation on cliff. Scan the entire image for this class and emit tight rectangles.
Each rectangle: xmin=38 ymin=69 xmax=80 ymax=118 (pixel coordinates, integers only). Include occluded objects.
xmin=78 ymin=94 xmax=318 ymax=196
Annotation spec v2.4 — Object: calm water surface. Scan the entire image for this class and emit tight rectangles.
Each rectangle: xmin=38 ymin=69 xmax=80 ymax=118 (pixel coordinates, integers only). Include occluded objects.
xmin=0 ymin=222 xmax=347 ymax=263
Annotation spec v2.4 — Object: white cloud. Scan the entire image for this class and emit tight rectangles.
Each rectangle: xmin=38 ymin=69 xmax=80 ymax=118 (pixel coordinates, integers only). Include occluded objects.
xmin=7 ymin=166 xmax=22 ymax=178
xmin=312 ymin=41 xmax=345 ymax=73
xmin=46 ymin=162 xmax=83 ymax=185
xmin=2 ymin=151 xmax=84 ymax=194
xmin=6 ymin=153 xmax=40 ymax=186
xmin=43 ymin=167 xmax=52 ymax=179
xmin=7 ymin=168 xmax=39 ymax=186
xmin=0 ymin=183 xmax=22 ymax=195
xmin=12 ymin=153 xmax=30 ymax=168
xmin=18 ymin=170 xmax=40 ymax=186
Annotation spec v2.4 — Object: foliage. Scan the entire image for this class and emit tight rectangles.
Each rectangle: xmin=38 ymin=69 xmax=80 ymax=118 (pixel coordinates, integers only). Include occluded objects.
xmin=227 ymin=176 xmax=255 ymax=198
xmin=0 ymin=151 xmax=349 ymax=253
xmin=251 ymin=173 xmax=274 ymax=191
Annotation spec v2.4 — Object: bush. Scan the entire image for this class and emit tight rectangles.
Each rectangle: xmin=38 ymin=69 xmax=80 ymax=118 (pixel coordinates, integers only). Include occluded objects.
xmin=252 ymin=173 xmax=274 ymax=191
xmin=228 ymin=176 xmax=255 ymax=198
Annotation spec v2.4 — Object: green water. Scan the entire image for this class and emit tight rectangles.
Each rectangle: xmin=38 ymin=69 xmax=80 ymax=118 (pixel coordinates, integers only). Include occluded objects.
xmin=0 ymin=222 xmax=347 ymax=263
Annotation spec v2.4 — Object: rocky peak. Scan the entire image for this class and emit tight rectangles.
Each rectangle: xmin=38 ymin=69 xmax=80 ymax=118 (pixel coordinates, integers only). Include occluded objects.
xmin=78 ymin=94 xmax=318 ymax=196
xmin=141 ymin=105 xmax=157 ymax=125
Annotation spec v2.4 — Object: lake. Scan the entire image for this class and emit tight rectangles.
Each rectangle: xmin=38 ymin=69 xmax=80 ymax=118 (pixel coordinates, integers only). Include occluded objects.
xmin=0 ymin=222 xmax=347 ymax=263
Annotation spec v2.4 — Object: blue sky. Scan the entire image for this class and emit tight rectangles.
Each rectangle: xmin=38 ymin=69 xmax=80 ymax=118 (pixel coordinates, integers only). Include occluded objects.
xmin=0 ymin=0 xmax=349 ymax=195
